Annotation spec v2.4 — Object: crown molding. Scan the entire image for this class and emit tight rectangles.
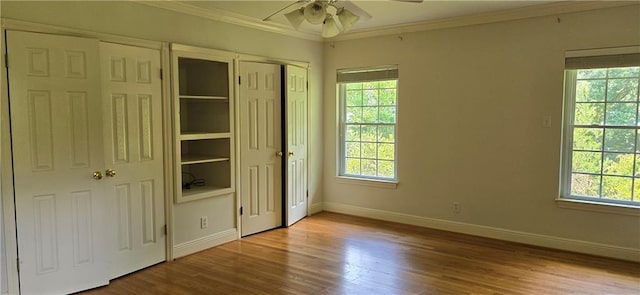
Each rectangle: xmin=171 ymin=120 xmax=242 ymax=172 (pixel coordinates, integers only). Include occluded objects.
xmin=134 ymin=0 xmax=322 ymax=41
xmin=134 ymin=1 xmax=636 ymax=43
xmin=329 ymin=1 xmax=638 ymax=41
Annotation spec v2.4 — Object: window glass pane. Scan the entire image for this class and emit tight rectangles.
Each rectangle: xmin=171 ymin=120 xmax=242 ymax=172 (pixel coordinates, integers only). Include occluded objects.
xmin=362 ymin=143 xmax=377 ymax=159
xmin=364 ymin=89 xmax=378 ymax=106
xmin=362 ymin=160 xmax=377 ymax=176
xmin=604 ymin=129 xmax=635 ymax=152
xmin=606 ymin=79 xmax=639 ymax=101
xmin=602 ymin=153 xmax=634 ymax=176
xmin=363 ymin=81 xmax=378 ymax=89
xmin=378 ymin=161 xmax=394 ymax=178
xmin=379 ymin=80 xmax=397 ymax=88
xmin=608 ymin=67 xmax=640 ymax=78
xmin=573 ymin=128 xmax=602 ymax=151
xmin=605 ymin=102 xmax=637 ymax=126
xmin=346 ymin=82 xmax=362 ymax=90
xmin=571 ymin=173 xmax=600 ymax=197
xmin=572 ymin=151 xmax=601 ymax=174
xmin=345 ymin=125 xmax=360 ymax=141
xmin=378 ymin=126 xmax=395 ymax=143
xmin=345 ymin=158 xmax=361 ymax=174
xmin=379 ymin=107 xmax=396 ymax=124
xmin=576 ymin=80 xmax=606 ymax=102
xmin=602 ymin=176 xmax=632 ymax=201
xmin=577 ymin=69 xmax=607 ymax=79
xmin=378 ymin=143 xmax=394 ymax=160
xmin=361 ymin=126 xmax=377 ymax=142
xmin=574 ymin=103 xmax=604 ymax=125
xmin=339 ymin=73 xmax=397 ymax=181
xmin=346 ymin=107 xmax=362 ymax=123
xmin=346 ymin=90 xmax=363 ymax=106
xmin=634 ymin=179 xmax=640 ymax=201
xmin=380 ymin=89 xmax=396 ymax=105
xmin=362 ymin=107 xmax=378 ymax=123
xmin=346 ymin=142 xmax=361 ymax=157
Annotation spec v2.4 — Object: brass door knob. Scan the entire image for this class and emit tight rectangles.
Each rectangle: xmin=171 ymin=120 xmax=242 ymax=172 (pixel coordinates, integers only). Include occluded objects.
xmin=288 ymin=152 xmax=295 ymax=157
xmin=276 ymin=151 xmax=283 ymax=157
xmin=93 ymin=171 xmax=103 ymax=180
xmin=105 ymin=169 xmax=116 ymax=177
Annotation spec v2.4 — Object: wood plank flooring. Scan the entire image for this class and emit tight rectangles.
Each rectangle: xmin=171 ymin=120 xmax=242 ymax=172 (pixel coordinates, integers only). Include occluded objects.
xmin=84 ymin=212 xmax=639 ymax=295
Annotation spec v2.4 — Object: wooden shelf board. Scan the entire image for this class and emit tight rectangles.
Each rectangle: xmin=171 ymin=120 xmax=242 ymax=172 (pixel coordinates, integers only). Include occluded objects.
xmin=181 ymin=186 xmax=234 ymax=199
xmin=181 ymin=155 xmax=230 ymax=165
xmin=179 ymin=95 xmax=229 ymax=100
xmin=180 ymin=132 xmax=231 ymax=140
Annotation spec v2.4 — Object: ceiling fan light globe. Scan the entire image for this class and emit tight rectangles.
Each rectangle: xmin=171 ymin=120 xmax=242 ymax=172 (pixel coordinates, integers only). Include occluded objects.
xmin=322 ymin=16 xmax=340 ymax=38
xmin=337 ymin=8 xmax=360 ymax=31
xmin=284 ymin=8 xmax=305 ymax=30
xmin=304 ymin=2 xmax=327 ymax=25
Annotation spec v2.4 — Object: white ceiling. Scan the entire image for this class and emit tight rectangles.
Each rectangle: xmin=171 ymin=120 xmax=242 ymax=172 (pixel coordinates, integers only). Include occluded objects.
xmin=184 ymin=0 xmax=556 ymax=35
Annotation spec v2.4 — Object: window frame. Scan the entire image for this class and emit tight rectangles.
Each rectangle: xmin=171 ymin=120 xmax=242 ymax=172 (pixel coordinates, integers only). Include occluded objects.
xmin=337 ymin=68 xmax=399 ymax=183
xmin=560 ymin=64 xmax=640 ymax=208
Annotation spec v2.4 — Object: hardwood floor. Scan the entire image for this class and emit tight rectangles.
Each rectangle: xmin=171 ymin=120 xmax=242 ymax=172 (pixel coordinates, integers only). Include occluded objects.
xmin=84 ymin=212 xmax=639 ymax=295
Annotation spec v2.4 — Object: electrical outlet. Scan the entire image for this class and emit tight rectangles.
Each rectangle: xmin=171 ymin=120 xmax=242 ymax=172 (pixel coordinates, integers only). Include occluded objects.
xmin=200 ymin=216 xmax=208 ymax=229
xmin=543 ymin=115 xmax=552 ymax=128
xmin=453 ymin=202 xmax=461 ymax=214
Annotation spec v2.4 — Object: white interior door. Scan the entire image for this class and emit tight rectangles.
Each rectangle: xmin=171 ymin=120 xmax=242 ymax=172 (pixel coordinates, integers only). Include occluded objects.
xmin=100 ymin=42 xmax=165 ymax=279
xmin=239 ymin=61 xmax=283 ymax=236
xmin=285 ymin=65 xmax=308 ymax=226
xmin=7 ymin=30 xmax=109 ymax=294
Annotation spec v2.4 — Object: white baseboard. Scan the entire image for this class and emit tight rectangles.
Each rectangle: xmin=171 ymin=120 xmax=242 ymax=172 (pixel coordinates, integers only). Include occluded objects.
xmin=173 ymin=228 xmax=238 ymax=259
xmin=309 ymin=202 xmax=323 ymax=215
xmin=323 ymin=202 xmax=640 ymax=262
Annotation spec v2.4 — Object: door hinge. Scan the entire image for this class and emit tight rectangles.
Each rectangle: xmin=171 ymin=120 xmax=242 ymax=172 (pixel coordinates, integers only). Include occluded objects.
xmin=163 ymin=224 xmax=167 ymax=235
xmin=306 ymin=190 xmax=309 ymax=198
xmin=238 ymin=76 xmax=241 ymax=85
xmin=240 ymin=206 xmax=243 ymax=215
xmin=306 ymin=80 xmax=308 ymax=90
xmin=160 ymin=68 xmax=163 ymax=80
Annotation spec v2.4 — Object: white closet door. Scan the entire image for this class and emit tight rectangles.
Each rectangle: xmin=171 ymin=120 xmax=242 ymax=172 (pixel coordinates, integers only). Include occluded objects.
xmin=7 ymin=30 xmax=108 ymax=294
xmin=285 ymin=65 xmax=308 ymax=226
xmin=100 ymin=42 xmax=165 ymax=279
xmin=239 ymin=61 xmax=283 ymax=236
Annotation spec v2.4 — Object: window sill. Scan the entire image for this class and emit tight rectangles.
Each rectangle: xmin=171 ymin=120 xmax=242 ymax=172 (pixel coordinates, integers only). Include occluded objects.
xmin=336 ymin=176 xmax=398 ymax=189
xmin=555 ymin=198 xmax=640 ymax=216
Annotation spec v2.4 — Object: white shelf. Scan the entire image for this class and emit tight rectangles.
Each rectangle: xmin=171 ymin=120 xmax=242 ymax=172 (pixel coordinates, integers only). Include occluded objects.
xmin=180 ymin=95 xmax=228 ymax=100
xmin=180 ymin=132 xmax=231 ymax=141
xmin=181 ymin=154 xmax=230 ymax=165
xmin=181 ymin=185 xmax=234 ymax=200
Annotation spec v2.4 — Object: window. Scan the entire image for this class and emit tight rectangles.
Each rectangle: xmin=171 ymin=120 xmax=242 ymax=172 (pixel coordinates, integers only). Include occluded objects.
xmin=561 ymin=50 xmax=640 ymax=206
xmin=337 ymin=66 xmax=398 ymax=181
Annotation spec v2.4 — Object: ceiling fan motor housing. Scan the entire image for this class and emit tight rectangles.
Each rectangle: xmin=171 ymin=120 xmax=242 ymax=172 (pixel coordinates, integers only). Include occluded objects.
xmin=304 ymin=2 xmax=327 ymax=24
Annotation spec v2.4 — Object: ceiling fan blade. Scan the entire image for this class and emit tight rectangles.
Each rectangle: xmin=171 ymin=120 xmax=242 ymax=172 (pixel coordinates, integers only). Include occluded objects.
xmin=263 ymin=0 xmax=308 ymax=21
xmin=340 ymin=0 xmax=372 ymax=21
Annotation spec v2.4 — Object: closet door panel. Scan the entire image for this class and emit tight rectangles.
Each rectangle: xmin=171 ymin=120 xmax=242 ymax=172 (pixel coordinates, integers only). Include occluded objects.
xmin=7 ymin=30 xmax=108 ymax=295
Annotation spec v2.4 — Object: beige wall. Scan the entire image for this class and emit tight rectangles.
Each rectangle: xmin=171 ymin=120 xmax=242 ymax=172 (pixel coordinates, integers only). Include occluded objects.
xmin=323 ymin=5 xmax=640 ymax=252
xmin=0 ymin=0 xmax=324 ymax=278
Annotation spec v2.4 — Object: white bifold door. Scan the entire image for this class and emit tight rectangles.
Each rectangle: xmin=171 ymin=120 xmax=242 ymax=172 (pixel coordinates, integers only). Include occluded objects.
xmin=6 ymin=31 xmax=165 ymax=294
xmin=285 ymin=65 xmax=308 ymax=226
xmin=239 ymin=62 xmax=283 ymax=236
xmin=238 ymin=62 xmax=308 ymax=235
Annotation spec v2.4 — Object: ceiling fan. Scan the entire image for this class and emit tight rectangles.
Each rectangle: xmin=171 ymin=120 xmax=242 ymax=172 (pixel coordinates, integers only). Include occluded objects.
xmin=263 ymin=0 xmax=424 ymax=38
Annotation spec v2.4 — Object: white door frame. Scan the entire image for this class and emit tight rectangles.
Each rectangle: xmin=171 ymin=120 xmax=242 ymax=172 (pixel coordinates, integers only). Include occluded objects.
xmin=0 ymin=20 xmax=172 ymax=294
